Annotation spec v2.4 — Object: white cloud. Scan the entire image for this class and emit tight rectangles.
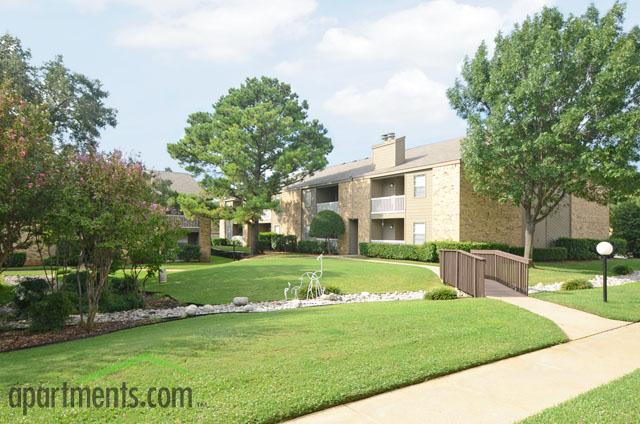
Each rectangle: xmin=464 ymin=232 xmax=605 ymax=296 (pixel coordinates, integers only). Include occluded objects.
xmin=274 ymin=60 xmax=305 ymax=76
xmin=91 ymin=0 xmax=317 ymax=61
xmin=317 ymin=0 xmax=555 ymax=71
xmin=323 ymin=68 xmax=450 ymax=124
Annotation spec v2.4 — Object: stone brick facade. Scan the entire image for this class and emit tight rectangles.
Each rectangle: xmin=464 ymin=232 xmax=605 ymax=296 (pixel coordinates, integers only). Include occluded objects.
xmin=338 ymin=178 xmax=371 ymax=254
xmin=430 ymin=163 xmax=461 ymax=240
xmin=570 ymin=195 xmax=610 ymax=239
xmin=198 ymin=217 xmax=212 ymax=262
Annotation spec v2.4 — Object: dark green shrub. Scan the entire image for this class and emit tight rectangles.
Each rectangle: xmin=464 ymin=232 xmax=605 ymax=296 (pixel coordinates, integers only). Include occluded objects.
xmin=309 ymin=211 xmax=345 ymax=252
xmin=323 ymin=285 xmax=342 ymax=295
xmin=29 ymin=291 xmax=72 ymax=333
xmin=272 ymin=234 xmax=297 ymax=251
xmin=561 ymin=279 xmax=593 ymax=291
xmin=358 ymin=242 xmax=369 ymax=256
xmin=506 ymin=247 xmax=568 ymax=261
xmin=212 ymin=238 xmax=229 ymax=246
xmin=177 ymin=244 xmax=201 ymax=261
xmin=609 ymin=238 xmax=628 ymax=256
xmin=99 ymin=291 xmax=144 ymax=312
xmin=611 ymin=198 xmax=640 ymax=257
xmin=612 ymin=264 xmax=633 ymax=276
xmin=0 ymin=284 xmax=15 ymax=306
xmin=424 ymin=287 xmax=458 ymax=300
xmin=359 ymin=242 xmax=435 ymax=262
xmin=258 ymin=232 xmax=274 ymax=252
xmin=110 ymin=276 xmax=138 ymax=294
xmin=553 ymin=238 xmax=599 ymax=260
xmin=14 ymin=278 xmax=49 ymax=316
xmin=4 ymin=252 xmax=26 ymax=267
xmin=297 ymin=240 xmax=328 ymax=254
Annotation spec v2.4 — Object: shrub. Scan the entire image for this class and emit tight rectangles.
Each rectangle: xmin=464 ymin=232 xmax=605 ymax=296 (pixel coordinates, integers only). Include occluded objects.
xmin=177 ymin=244 xmax=201 ymax=262
xmin=561 ymin=279 xmax=593 ymax=291
xmin=212 ymin=238 xmax=229 ymax=246
xmin=99 ymin=291 xmax=144 ymax=313
xmin=14 ymin=278 xmax=49 ymax=316
xmin=110 ymin=276 xmax=138 ymax=294
xmin=297 ymin=240 xmax=328 ymax=254
xmin=506 ymin=246 xmax=568 ymax=261
xmin=609 ymin=237 xmax=629 ymax=256
xmin=553 ymin=238 xmax=599 ymax=260
xmin=29 ymin=291 xmax=72 ymax=333
xmin=358 ymin=242 xmax=369 ymax=256
xmin=323 ymin=285 xmax=342 ymax=295
xmin=309 ymin=210 xmax=345 ymax=252
xmin=258 ymin=232 xmax=274 ymax=252
xmin=272 ymin=234 xmax=297 ymax=251
xmin=611 ymin=198 xmax=640 ymax=257
xmin=612 ymin=264 xmax=633 ymax=276
xmin=424 ymin=287 xmax=458 ymax=300
xmin=4 ymin=252 xmax=26 ymax=267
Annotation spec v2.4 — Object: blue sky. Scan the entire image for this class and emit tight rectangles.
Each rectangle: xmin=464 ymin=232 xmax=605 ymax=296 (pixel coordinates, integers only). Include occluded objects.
xmin=1 ymin=0 xmax=638 ymax=171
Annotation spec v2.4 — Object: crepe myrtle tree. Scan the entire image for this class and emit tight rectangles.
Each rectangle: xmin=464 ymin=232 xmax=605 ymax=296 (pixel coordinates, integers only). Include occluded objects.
xmin=168 ymin=76 xmax=333 ymax=254
xmin=0 ymin=83 xmax=56 ymax=272
xmin=58 ymin=150 xmax=157 ymax=329
xmin=309 ymin=210 xmax=345 ymax=253
xmin=447 ymin=2 xmax=640 ymax=259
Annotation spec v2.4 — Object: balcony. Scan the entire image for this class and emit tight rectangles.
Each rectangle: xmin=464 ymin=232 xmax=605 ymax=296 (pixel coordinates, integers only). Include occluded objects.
xmin=317 ymin=201 xmax=339 ymax=214
xmin=370 ymin=239 xmax=405 ymax=244
xmin=167 ymin=214 xmax=200 ymax=229
xmin=371 ymin=195 xmax=405 ymax=214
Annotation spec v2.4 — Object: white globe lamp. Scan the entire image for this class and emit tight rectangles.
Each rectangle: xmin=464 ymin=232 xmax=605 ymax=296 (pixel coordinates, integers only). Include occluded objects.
xmin=596 ymin=241 xmax=614 ymax=302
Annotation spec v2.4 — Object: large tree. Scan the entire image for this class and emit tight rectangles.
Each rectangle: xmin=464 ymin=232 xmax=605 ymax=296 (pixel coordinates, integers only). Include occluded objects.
xmin=0 ymin=34 xmax=117 ymax=150
xmin=447 ymin=3 xmax=640 ymax=259
xmin=168 ymin=76 xmax=333 ymax=254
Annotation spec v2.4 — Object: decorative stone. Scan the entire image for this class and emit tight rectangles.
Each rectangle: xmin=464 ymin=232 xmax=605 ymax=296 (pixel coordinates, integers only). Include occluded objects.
xmin=243 ymin=304 xmax=255 ymax=312
xmin=185 ymin=304 xmax=198 ymax=316
xmin=232 ymin=297 xmax=249 ymax=306
xmin=202 ymin=304 xmax=215 ymax=312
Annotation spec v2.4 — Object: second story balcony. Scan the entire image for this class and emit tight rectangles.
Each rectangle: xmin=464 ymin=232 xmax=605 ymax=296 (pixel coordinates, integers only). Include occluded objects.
xmin=167 ymin=214 xmax=200 ymax=229
xmin=317 ymin=201 xmax=339 ymax=213
xmin=371 ymin=195 xmax=405 ymax=214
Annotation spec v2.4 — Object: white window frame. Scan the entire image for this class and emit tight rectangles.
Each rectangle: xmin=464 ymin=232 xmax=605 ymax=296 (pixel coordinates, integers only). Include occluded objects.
xmin=414 ymin=175 xmax=426 ymax=198
xmin=274 ymin=224 xmax=281 ymax=234
xmin=413 ymin=222 xmax=426 ymax=245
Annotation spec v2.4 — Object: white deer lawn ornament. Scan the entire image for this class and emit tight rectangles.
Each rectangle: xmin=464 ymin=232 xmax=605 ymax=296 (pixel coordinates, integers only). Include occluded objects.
xmin=284 ymin=254 xmax=325 ymax=301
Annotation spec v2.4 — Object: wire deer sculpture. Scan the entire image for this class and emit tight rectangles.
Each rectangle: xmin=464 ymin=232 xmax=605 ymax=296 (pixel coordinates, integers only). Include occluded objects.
xmin=284 ymin=254 xmax=325 ymax=300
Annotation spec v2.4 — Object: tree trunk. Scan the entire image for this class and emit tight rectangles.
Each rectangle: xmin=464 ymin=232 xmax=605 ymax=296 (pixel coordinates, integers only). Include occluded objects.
xmin=524 ymin=219 xmax=536 ymax=260
xmin=249 ymin=222 xmax=260 ymax=255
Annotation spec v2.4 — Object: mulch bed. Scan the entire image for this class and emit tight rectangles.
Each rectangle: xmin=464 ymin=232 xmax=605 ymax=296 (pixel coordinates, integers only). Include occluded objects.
xmin=0 ymin=319 xmax=164 ymax=353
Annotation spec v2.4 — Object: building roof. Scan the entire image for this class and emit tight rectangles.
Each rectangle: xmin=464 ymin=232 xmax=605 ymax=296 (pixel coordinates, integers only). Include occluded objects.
xmin=152 ymin=171 xmax=202 ymax=195
xmin=288 ymin=137 xmax=462 ymax=189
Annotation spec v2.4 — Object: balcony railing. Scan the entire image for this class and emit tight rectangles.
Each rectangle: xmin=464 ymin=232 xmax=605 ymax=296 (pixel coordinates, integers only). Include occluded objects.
xmin=317 ymin=201 xmax=339 ymax=213
xmin=370 ymin=239 xmax=405 ymax=244
xmin=167 ymin=214 xmax=200 ymax=229
xmin=260 ymin=210 xmax=272 ymax=223
xmin=371 ymin=195 xmax=405 ymax=214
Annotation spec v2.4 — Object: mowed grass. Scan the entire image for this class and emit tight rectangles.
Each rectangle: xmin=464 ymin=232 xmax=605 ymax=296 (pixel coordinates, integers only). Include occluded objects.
xmin=0 ymin=283 xmax=13 ymax=305
xmin=147 ymin=255 xmax=443 ymax=305
xmin=533 ymin=283 xmax=640 ymax=322
xmin=529 ymin=258 xmax=640 ymax=285
xmin=0 ymin=299 xmax=566 ymax=423
xmin=521 ymin=368 xmax=640 ymax=423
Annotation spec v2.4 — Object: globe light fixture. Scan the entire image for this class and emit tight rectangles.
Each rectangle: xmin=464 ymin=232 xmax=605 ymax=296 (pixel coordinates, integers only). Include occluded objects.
xmin=596 ymin=241 xmax=614 ymax=302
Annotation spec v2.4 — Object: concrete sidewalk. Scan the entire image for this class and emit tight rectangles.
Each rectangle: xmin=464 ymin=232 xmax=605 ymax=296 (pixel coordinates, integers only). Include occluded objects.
xmin=289 ymin=322 xmax=640 ymax=424
xmin=485 ymin=279 xmax=627 ymax=340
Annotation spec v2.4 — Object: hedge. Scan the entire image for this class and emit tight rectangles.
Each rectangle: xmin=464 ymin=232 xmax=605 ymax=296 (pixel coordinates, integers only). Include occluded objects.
xmin=4 ymin=252 xmax=26 ymax=267
xmin=506 ymin=246 xmax=568 ymax=261
xmin=553 ymin=237 xmax=628 ymax=260
xmin=297 ymin=240 xmax=328 ymax=254
xmin=176 ymin=244 xmax=201 ymax=262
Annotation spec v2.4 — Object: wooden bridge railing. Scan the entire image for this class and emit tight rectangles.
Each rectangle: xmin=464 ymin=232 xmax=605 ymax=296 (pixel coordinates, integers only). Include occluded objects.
xmin=439 ymin=249 xmax=486 ymax=297
xmin=470 ymin=250 xmax=531 ymax=295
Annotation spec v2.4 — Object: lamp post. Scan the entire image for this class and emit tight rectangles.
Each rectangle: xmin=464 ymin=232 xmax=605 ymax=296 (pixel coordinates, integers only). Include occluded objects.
xmin=596 ymin=241 xmax=614 ymax=302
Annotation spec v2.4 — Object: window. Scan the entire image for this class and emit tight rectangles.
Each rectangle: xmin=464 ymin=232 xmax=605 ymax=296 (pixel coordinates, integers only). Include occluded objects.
xmin=413 ymin=223 xmax=426 ymax=245
xmin=414 ymin=175 xmax=425 ymax=197
xmin=274 ymin=224 xmax=281 ymax=234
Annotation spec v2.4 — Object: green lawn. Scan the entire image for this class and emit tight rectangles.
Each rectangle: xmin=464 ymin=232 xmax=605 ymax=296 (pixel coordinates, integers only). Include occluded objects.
xmin=533 ymin=283 xmax=640 ymax=322
xmin=0 ymin=299 xmax=566 ymax=423
xmin=521 ymin=368 xmax=640 ymax=423
xmin=147 ymin=255 xmax=443 ymax=305
xmin=529 ymin=258 xmax=640 ymax=285
xmin=0 ymin=283 xmax=13 ymax=306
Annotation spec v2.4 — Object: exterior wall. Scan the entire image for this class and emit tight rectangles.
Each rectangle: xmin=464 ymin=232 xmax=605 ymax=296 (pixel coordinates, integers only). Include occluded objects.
xmin=459 ymin=170 xmax=523 ymax=246
xmin=18 ymin=243 xmax=53 ymax=266
xmin=301 ymin=188 xmax=317 ymax=239
xmin=337 ymin=178 xmax=371 ymax=254
xmin=198 ymin=217 xmax=211 ymax=262
xmin=271 ymin=189 xmax=302 ymax=238
xmin=570 ymin=195 xmax=610 ymax=239
xmin=533 ymin=196 xmax=571 ymax=248
xmin=430 ymin=163 xmax=461 ymax=241
xmin=404 ymin=169 xmax=432 ymax=243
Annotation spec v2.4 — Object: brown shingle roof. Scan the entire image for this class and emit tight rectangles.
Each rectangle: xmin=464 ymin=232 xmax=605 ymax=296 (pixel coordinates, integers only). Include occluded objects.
xmin=152 ymin=171 xmax=202 ymax=195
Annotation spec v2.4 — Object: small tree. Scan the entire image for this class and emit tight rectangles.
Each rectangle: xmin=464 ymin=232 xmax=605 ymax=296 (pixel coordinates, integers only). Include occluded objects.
xmin=0 ymin=84 xmax=56 ymax=272
xmin=447 ymin=3 xmax=640 ymax=259
xmin=611 ymin=198 xmax=640 ymax=257
xmin=309 ymin=210 xmax=345 ymax=253
xmin=168 ymin=76 xmax=332 ymax=255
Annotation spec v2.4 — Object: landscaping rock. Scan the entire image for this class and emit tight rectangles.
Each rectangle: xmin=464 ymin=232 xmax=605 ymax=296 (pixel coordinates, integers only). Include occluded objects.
xmin=243 ymin=304 xmax=255 ymax=312
xmin=320 ymin=293 xmax=340 ymax=301
xmin=202 ymin=304 xmax=215 ymax=312
xmin=185 ymin=305 xmax=198 ymax=316
xmin=232 ymin=297 xmax=249 ymax=306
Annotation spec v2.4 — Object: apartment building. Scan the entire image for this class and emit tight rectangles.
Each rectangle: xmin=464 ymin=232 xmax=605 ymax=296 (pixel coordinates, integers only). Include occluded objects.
xmin=260 ymin=133 xmax=610 ymax=255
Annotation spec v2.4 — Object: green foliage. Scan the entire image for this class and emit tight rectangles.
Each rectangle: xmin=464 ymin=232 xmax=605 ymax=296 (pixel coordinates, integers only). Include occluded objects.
xmin=212 ymin=238 xmax=229 ymax=246
xmin=612 ymin=264 xmax=633 ymax=276
xmin=167 ymin=76 xmax=333 ymax=254
xmin=447 ymin=4 xmax=640 ymax=259
xmin=609 ymin=237 xmax=629 ymax=256
xmin=424 ymin=287 xmax=458 ymax=300
xmin=358 ymin=242 xmax=369 ymax=256
xmin=554 ymin=238 xmax=601 ymax=260
xmin=271 ymin=234 xmax=297 ymax=251
xmin=611 ymin=198 xmax=640 ymax=256
xmin=363 ymin=243 xmax=434 ymax=262
xmin=14 ymin=277 xmax=49 ymax=316
xmin=296 ymin=240 xmax=328 ymax=254
xmin=0 ymin=283 xmax=15 ymax=306
xmin=0 ymin=34 xmax=116 ymax=150
xmin=99 ymin=291 xmax=144 ymax=313
xmin=177 ymin=244 xmax=201 ymax=262
xmin=308 ymin=210 xmax=345 ymax=251
xmin=258 ymin=232 xmax=274 ymax=252
xmin=110 ymin=276 xmax=139 ymax=294
xmin=561 ymin=279 xmax=593 ymax=291
xmin=431 ymin=241 xmax=510 ymax=258
xmin=29 ymin=291 xmax=72 ymax=333
xmin=507 ymin=247 xmax=568 ymax=261
xmin=5 ymin=252 xmax=26 ymax=267
xmin=323 ymin=285 xmax=342 ymax=295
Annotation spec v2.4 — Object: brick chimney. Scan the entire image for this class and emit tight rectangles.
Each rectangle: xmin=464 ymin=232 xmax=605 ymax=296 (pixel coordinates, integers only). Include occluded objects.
xmin=372 ymin=132 xmax=405 ymax=169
